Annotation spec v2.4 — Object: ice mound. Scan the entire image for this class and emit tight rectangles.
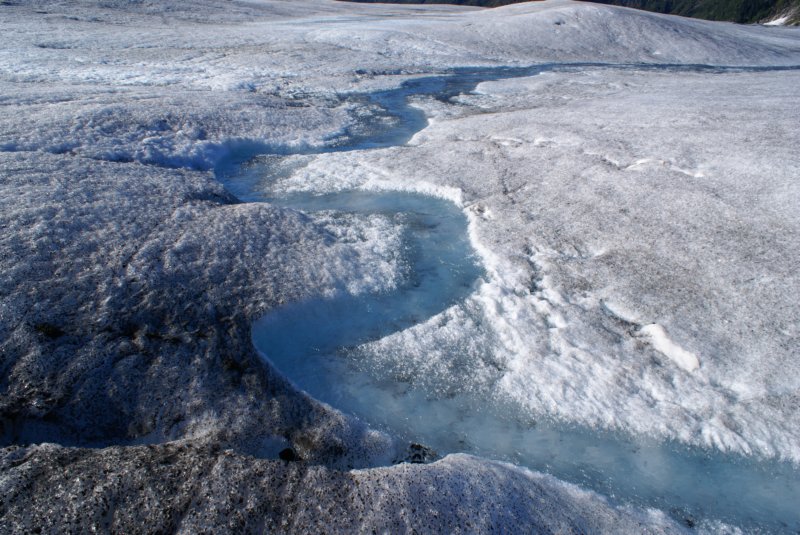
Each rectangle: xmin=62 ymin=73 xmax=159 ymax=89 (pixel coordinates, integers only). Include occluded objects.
xmin=0 ymin=444 xmax=690 ymax=533
xmin=307 ymin=0 xmax=800 ymax=67
xmin=0 ymin=83 xmax=356 ymax=171
xmin=0 ymin=151 xmax=402 ymax=468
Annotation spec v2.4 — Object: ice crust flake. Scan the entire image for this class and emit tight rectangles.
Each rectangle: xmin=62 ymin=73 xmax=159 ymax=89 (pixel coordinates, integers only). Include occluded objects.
xmin=638 ymin=324 xmax=701 ymax=373
xmin=1 ymin=0 xmax=800 ymax=532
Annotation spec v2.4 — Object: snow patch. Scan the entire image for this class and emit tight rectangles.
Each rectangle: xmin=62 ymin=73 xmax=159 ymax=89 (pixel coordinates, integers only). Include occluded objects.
xmin=638 ymin=323 xmax=701 ymax=372
xmin=764 ymin=15 xmax=791 ymax=26
xmin=600 ymin=299 xmax=640 ymax=325
xmin=624 ymin=157 xmax=705 ymax=178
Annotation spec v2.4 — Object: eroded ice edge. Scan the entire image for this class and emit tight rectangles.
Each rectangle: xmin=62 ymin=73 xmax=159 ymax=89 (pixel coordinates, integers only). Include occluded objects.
xmin=219 ymin=65 xmax=800 ymax=532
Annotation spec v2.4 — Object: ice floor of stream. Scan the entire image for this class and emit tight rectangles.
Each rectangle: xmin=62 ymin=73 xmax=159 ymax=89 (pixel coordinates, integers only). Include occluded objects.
xmin=220 ymin=64 xmax=800 ymax=532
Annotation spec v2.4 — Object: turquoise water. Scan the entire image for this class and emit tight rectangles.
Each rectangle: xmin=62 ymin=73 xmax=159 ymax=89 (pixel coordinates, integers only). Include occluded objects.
xmin=252 ymin=190 xmax=483 ymax=367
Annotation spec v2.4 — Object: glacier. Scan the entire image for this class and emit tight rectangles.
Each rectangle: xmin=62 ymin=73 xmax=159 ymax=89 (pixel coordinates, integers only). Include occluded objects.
xmin=1 ymin=0 xmax=799 ymax=532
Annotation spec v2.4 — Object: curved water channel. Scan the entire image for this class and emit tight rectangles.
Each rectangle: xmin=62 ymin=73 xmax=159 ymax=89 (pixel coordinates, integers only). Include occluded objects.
xmin=219 ymin=64 xmax=800 ymax=532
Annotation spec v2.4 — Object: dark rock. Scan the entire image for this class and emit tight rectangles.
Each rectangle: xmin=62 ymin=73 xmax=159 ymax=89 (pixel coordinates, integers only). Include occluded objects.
xmin=279 ymin=447 xmax=300 ymax=462
xmin=394 ymin=442 xmax=438 ymax=464
xmin=33 ymin=322 xmax=65 ymax=339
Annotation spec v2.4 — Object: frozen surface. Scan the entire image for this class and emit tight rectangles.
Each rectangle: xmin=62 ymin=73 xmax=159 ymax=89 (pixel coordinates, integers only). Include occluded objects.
xmin=1 ymin=0 xmax=799 ymax=532
xmin=248 ymin=66 xmax=800 ymax=531
xmin=1 ymin=443 xmax=692 ymax=534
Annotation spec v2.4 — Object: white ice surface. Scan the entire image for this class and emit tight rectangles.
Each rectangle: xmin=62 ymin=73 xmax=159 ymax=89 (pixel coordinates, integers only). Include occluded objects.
xmin=2 ymin=0 xmax=800 ymax=530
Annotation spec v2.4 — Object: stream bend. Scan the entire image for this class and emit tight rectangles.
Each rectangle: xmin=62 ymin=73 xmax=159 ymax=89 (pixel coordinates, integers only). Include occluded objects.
xmin=220 ymin=64 xmax=800 ymax=533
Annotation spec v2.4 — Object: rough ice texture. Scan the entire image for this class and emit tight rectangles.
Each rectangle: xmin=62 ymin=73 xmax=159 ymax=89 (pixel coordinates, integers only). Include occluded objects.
xmin=0 ymin=445 xmax=684 ymax=534
xmin=0 ymin=151 xmax=399 ymax=467
xmin=1 ymin=0 xmax=798 ymax=532
xmin=0 ymin=85 xmax=353 ymax=170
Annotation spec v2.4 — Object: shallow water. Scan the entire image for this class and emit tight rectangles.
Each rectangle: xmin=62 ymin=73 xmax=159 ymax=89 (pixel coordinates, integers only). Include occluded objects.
xmin=252 ymin=191 xmax=483 ymax=366
xmin=221 ymin=63 xmax=800 ymax=532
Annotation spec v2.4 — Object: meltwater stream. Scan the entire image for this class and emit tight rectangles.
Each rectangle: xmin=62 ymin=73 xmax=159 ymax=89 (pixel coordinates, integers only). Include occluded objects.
xmin=221 ymin=64 xmax=800 ymax=532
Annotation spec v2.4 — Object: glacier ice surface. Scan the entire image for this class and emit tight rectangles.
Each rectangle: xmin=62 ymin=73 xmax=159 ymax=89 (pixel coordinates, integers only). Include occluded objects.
xmin=2 ymin=0 xmax=800 ymax=532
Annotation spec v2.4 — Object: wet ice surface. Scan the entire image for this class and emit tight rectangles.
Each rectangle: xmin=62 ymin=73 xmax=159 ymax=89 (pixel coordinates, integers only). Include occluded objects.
xmin=239 ymin=66 xmax=800 ymax=531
